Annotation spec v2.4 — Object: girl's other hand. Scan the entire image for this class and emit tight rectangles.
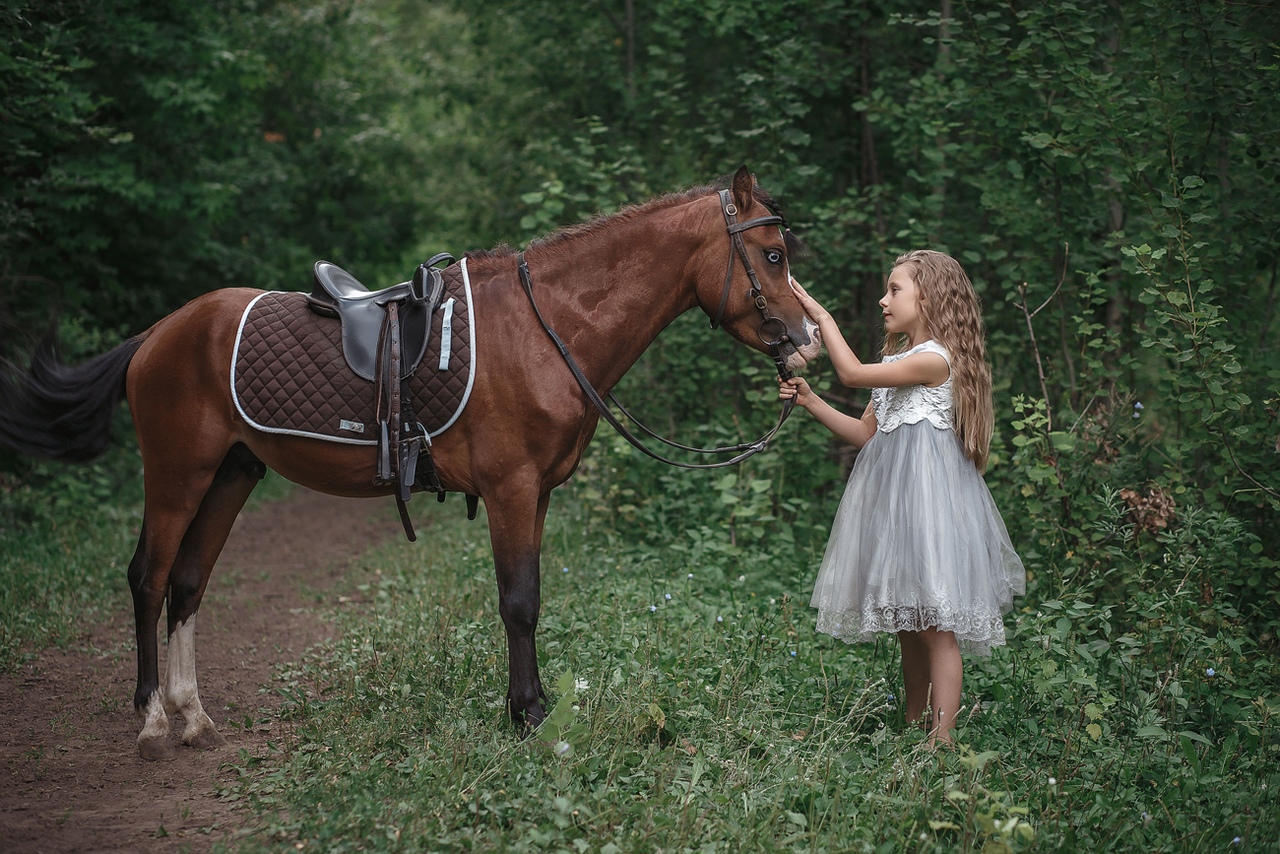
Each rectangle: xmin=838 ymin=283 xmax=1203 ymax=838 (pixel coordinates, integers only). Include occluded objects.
xmin=779 ymin=376 xmax=816 ymax=408
xmin=789 ymin=277 xmax=830 ymax=323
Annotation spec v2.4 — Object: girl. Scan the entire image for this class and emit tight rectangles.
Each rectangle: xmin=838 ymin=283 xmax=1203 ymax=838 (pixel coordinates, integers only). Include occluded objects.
xmin=780 ymin=250 xmax=1024 ymax=746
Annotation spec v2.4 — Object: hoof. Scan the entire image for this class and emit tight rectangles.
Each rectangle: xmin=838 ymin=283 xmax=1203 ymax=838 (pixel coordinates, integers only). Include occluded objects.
xmin=514 ymin=708 xmax=546 ymax=733
xmin=138 ymin=736 xmax=178 ymax=762
xmin=184 ymin=725 xmax=227 ymax=751
xmin=507 ymin=697 xmax=546 ymax=734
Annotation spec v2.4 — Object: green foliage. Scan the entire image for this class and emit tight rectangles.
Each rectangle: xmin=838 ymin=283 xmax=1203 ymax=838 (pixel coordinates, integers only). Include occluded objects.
xmin=0 ymin=314 xmax=140 ymax=664
xmin=1124 ymin=184 xmax=1275 ymax=509
xmin=215 ymin=491 xmax=1279 ymax=852
xmin=0 ymin=0 xmax=499 ymax=341
xmin=0 ymin=444 xmax=141 ymax=669
xmin=3 ymin=0 xmax=1280 ymax=844
xmin=429 ymin=0 xmax=1279 ymax=628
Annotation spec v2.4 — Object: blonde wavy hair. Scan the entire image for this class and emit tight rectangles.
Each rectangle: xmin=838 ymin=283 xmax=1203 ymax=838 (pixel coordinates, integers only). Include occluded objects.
xmin=883 ymin=250 xmax=994 ymax=470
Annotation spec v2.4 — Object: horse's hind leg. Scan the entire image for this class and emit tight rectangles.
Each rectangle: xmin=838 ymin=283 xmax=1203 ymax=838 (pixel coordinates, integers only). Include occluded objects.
xmin=129 ymin=444 xmax=262 ymax=760
xmin=128 ymin=522 xmax=164 ymax=759
xmin=130 ymin=506 xmax=205 ymax=761
xmin=163 ymin=444 xmax=265 ymax=750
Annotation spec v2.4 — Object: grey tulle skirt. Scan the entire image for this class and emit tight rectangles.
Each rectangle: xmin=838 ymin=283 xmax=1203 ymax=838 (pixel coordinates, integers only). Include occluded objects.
xmin=810 ymin=421 xmax=1025 ymax=655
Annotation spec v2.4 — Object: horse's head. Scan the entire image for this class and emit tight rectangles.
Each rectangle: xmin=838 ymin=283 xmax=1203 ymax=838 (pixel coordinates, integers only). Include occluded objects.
xmin=699 ymin=167 xmax=820 ymax=374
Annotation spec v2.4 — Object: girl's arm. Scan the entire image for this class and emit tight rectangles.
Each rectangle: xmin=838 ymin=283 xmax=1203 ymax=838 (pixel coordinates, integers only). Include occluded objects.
xmin=779 ymin=377 xmax=879 ymax=449
xmin=791 ymin=279 xmax=948 ymax=389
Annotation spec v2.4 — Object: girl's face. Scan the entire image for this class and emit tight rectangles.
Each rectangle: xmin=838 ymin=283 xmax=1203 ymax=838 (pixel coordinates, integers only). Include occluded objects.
xmin=880 ymin=266 xmax=926 ymax=343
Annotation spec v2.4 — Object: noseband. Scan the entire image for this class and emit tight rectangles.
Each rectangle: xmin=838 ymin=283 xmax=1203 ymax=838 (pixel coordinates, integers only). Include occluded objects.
xmin=517 ymin=189 xmax=797 ymax=469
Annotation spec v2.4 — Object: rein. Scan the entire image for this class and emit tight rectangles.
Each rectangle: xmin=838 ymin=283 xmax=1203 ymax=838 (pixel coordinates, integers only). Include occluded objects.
xmin=516 ymin=191 xmax=797 ymax=470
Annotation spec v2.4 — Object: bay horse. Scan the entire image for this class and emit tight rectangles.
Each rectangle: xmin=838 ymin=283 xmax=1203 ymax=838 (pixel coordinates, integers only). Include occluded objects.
xmin=0 ymin=167 xmax=819 ymax=760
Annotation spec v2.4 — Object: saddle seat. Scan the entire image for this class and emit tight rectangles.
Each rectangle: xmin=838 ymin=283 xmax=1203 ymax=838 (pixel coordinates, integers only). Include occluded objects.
xmin=307 ymin=257 xmax=451 ymax=381
xmin=312 ymin=262 xmax=411 ymax=302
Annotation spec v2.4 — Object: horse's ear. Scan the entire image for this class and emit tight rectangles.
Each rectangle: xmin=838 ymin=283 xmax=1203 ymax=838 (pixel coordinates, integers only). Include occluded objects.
xmin=731 ymin=165 xmax=755 ymax=211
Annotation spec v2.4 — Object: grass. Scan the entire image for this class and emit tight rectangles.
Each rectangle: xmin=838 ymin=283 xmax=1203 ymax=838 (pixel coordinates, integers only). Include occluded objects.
xmin=215 ymin=483 xmax=1280 ymax=853
xmin=2 ymin=439 xmax=1274 ymax=850
xmin=0 ymin=444 xmax=144 ymax=670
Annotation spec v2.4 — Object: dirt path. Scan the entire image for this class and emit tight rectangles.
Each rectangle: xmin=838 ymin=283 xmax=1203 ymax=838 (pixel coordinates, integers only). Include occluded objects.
xmin=0 ymin=490 xmax=406 ymax=852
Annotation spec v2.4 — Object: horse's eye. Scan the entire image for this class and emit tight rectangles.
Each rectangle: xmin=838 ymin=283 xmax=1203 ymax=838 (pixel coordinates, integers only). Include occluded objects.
xmin=765 ymin=249 xmax=783 ymax=265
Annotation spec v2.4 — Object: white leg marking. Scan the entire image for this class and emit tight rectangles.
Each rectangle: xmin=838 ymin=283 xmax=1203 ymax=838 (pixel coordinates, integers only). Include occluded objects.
xmin=164 ymin=616 xmax=222 ymax=747
xmin=137 ymin=693 xmax=170 ymax=748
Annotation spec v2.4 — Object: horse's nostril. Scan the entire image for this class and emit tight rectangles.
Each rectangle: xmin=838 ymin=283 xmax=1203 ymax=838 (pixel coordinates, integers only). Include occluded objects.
xmin=802 ymin=317 xmax=820 ymax=346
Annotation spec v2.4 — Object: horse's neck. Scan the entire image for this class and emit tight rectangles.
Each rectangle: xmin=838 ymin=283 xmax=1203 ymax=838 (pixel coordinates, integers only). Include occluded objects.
xmin=488 ymin=210 xmax=710 ymax=394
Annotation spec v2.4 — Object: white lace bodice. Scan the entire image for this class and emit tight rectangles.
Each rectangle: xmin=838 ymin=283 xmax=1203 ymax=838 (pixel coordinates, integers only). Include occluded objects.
xmin=870 ymin=340 xmax=953 ymax=433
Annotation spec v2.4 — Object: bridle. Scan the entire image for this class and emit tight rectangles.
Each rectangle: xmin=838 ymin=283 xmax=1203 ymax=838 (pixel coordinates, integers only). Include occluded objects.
xmin=516 ymin=189 xmax=797 ymax=469
xmin=710 ymin=189 xmax=796 ymax=381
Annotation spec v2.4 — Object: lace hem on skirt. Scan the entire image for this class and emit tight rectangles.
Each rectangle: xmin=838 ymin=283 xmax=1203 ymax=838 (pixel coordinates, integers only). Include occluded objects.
xmin=814 ymin=603 xmax=1009 ymax=656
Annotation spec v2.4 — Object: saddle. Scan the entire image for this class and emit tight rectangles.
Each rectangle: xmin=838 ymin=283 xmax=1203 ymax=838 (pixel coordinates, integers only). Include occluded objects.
xmin=306 ymin=253 xmax=456 ymax=540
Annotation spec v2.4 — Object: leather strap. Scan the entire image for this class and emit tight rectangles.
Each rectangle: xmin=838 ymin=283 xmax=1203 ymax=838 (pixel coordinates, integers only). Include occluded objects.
xmin=373 ymin=310 xmax=393 ymax=484
xmin=395 ymin=491 xmax=416 ymax=542
xmin=709 ymin=190 xmax=784 ymax=330
xmin=518 ymin=254 xmax=792 ymax=469
xmin=388 ymin=301 xmax=403 ymax=485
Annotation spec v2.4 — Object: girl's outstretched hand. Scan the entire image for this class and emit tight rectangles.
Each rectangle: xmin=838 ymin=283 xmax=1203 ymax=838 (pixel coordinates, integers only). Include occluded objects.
xmin=778 ymin=376 xmax=817 ymax=408
xmin=789 ymin=277 xmax=830 ymax=323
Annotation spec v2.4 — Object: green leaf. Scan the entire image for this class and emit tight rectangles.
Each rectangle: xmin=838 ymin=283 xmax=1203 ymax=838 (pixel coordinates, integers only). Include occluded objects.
xmin=1049 ymin=432 xmax=1076 ymax=451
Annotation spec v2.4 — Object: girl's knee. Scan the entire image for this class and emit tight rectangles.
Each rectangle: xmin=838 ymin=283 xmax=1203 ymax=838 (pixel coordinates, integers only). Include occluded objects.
xmin=919 ymin=627 xmax=960 ymax=653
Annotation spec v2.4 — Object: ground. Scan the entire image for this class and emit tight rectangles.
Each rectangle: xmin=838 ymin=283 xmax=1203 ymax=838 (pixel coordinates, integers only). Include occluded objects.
xmin=0 ymin=489 xmax=406 ymax=852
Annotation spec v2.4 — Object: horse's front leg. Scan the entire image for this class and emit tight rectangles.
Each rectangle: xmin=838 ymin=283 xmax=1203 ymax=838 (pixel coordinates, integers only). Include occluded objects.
xmin=486 ymin=486 xmax=552 ymax=729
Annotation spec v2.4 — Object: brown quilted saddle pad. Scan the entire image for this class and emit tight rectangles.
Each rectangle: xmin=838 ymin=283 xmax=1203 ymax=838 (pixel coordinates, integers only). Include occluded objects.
xmin=232 ymin=261 xmax=475 ymax=445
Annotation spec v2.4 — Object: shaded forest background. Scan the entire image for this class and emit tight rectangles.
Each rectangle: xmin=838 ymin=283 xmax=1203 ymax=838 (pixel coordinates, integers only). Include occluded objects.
xmin=2 ymin=0 xmax=1278 ymax=638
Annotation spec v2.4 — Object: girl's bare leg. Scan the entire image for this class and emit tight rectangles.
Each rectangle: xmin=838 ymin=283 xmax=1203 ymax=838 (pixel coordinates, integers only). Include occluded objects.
xmin=898 ymin=630 xmax=930 ymax=729
xmin=918 ymin=627 xmax=963 ymax=746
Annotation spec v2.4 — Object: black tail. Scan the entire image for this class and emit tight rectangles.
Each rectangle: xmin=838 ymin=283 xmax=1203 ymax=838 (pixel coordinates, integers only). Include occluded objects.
xmin=0 ymin=335 xmax=145 ymax=462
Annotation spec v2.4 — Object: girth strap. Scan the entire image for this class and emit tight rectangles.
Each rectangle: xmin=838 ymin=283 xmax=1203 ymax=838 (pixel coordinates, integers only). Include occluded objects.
xmin=372 ymin=299 xmax=444 ymax=542
xmin=373 ymin=302 xmax=397 ymax=485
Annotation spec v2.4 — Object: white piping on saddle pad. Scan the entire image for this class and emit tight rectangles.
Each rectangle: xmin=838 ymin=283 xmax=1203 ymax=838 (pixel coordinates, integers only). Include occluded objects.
xmin=430 ymin=257 xmax=477 ymax=437
xmin=230 ymin=292 xmax=353 ymax=437
xmin=229 ymin=256 xmax=477 ymax=444
xmin=438 ymin=298 xmax=456 ymax=370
